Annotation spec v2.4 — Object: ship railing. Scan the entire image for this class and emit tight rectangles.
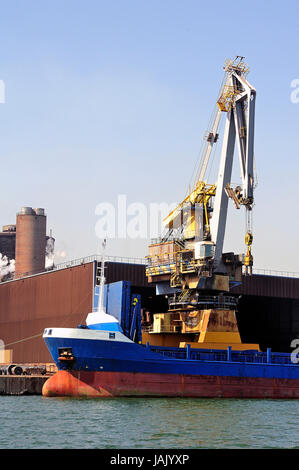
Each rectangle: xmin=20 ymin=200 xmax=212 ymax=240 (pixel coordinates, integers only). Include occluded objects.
xmin=54 ymin=254 xmax=147 ymax=270
xmin=147 ymin=345 xmax=295 ymax=365
xmin=146 ymin=254 xmax=177 ymax=266
xmin=169 ymin=295 xmax=238 ymax=309
xmin=10 ymin=253 xmax=148 ymax=281
xmin=150 ymin=234 xmax=185 ymax=245
xmin=143 ymin=325 xmax=181 ymax=334
xmin=252 ymin=268 xmax=299 ymax=279
xmin=146 ymin=264 xmax=299 ymax=278
xmin=146 ymin=258 xmax=299 ymax=279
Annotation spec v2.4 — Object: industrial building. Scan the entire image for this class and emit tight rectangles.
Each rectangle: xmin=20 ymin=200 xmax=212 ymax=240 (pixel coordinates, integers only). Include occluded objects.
xmin=0 ymin=224 xmax=16 ymax=261
xmin=0 ymin=207 xmax=55 ymax=282
xmin=0 ymin=257 xmax=150 ymax=363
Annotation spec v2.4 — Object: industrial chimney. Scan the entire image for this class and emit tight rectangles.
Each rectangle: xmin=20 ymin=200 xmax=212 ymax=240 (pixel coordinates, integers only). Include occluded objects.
xmin=15 ymin=207 xmax=47 ymax=278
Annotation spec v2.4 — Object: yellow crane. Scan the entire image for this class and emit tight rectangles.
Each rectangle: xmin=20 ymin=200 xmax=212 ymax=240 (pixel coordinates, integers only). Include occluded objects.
xmin=147 ymin=56 xmax=256 ymax=291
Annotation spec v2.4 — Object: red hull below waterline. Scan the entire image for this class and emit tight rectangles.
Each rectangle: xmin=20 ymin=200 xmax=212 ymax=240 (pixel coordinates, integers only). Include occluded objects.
xmin=42 ymin=370 xmax=299 ymax=399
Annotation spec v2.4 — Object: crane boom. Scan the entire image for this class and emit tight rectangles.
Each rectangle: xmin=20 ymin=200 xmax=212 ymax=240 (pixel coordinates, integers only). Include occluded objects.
xmin=210 ymin=58 xmax=256 ymax=272
xmin=147 ymin=57 xmax=257 ymax=292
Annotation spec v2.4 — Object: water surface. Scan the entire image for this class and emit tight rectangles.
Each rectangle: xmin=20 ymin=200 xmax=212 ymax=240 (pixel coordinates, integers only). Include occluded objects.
xmin=0 ymin=396 xmax=298 ymax=449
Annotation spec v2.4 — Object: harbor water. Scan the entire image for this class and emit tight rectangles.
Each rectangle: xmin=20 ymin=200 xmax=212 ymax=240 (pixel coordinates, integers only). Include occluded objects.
xmin=1 ymin=396 xmax=299 ymax=449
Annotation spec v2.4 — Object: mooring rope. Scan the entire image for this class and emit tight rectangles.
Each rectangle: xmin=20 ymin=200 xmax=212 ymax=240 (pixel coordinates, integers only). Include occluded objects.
xmin=3 ymin=333 xmax=43 ymax=347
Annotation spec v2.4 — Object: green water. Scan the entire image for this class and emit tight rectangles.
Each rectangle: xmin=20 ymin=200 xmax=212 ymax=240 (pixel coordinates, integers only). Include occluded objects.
xmin=0 ymin=396 xmax=298 ymax=449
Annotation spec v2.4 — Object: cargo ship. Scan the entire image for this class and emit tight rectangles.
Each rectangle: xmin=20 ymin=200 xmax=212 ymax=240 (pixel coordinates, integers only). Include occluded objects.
xmin=42 ymin=57 xmax=299 ymax=398
xmin=42 ymin=242 xmax=299 ymax=399
xmin=42 ymin=315 xmax=299 ymax=399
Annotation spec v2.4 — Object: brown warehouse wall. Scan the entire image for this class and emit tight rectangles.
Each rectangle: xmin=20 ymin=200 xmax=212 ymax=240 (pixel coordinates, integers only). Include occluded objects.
xmin=231 ymin=274 xmax=299 ymax=300
xmin=0 ymin=263 xmax=94 ymax=363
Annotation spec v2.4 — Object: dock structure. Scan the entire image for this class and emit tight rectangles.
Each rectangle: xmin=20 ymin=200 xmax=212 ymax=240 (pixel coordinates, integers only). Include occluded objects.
xmin=0 ymin=363 xmax=56 ymax=395
xmin=0 ymin=375 xmax=49 ymax=395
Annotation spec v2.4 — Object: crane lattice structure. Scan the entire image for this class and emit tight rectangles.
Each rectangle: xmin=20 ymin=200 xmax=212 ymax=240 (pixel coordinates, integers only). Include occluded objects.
xmin=147 ymin=56 xmax=257 ymax=291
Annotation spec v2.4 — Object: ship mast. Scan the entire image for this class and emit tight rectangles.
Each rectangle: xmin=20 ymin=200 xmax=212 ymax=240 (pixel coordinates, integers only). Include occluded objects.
xmin=98 ymin=238 xmax=106 ymax=313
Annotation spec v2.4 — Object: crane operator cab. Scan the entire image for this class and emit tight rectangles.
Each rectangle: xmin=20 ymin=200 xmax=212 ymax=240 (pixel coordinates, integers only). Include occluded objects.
xmin=194 ymin=241 xmax=216 ymax=263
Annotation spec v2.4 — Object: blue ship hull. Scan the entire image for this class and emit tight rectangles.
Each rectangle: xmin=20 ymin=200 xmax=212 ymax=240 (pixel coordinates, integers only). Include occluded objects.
xmin=42 ymin=327 xmax=299 ymax=398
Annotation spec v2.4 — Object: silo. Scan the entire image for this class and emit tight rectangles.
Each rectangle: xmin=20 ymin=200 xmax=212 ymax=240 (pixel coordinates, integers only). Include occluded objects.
xmin=15 ymin=207 xmax=47 ymax=278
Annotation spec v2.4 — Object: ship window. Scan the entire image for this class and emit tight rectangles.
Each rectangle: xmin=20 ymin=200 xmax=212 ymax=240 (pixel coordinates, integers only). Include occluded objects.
xmin=48 ymin=329 xmax=52 ymax=335
xmin=200 ymin=244 xmax=215 ymax=258
xmin=58 ymin=347 xmax=73 ymax=355
xmin=109 ymin=333 xmax=115 ymax=339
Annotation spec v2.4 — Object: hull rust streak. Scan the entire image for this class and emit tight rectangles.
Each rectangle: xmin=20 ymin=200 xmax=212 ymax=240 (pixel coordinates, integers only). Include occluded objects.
xmin=43 ymin=370 xmax=299 ymax=399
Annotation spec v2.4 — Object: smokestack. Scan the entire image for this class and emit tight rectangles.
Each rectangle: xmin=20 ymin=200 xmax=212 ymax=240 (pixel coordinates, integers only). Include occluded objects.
xmin=15 ymin=207 xmax=47 ymax=278
xmin=45 ymin=231 xmax=55 ymax=270
xmin=0 ymin=225 xmax=16 ymax=261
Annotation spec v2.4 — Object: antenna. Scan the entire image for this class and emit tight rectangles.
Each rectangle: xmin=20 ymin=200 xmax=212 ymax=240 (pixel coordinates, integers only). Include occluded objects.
xmin=98 ymin=239 xmax=107 ymax=313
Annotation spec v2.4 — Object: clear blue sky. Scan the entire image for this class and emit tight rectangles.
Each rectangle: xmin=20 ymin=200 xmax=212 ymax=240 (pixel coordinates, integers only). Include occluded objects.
xmin=0 ymin=0 xmax=298 ymax=271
